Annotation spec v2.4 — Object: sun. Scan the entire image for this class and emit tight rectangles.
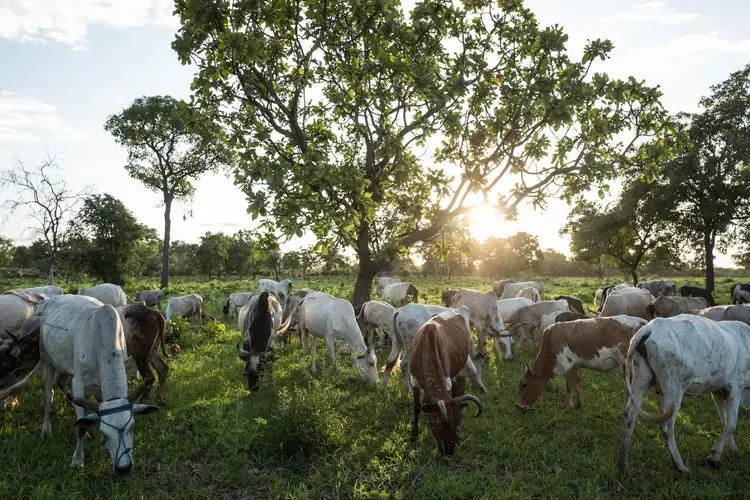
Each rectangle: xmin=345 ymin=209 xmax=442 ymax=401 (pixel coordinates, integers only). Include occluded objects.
xmin=468 ymin=204 xmax=503 ymax=242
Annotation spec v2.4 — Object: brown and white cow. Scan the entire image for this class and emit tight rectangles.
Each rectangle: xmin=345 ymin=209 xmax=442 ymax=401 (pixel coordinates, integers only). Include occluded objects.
xmin=646 ymin=295 xmax=708 ymax=319
xmin=409 ymin=308 xmax=484 ymax=456
xmin=516 ymin=316 xmax=646 ymax=411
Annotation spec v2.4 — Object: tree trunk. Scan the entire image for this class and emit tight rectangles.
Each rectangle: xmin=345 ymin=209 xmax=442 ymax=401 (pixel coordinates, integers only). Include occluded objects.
xmin=47 ymin=259 xmax=54 ymax=285
xmin=631 ymin=269 xmax=639 ymax=286
xmin=352 ymin=223 xmax=377 ymax=312
xmin=705 ymin=231 xmax=715 ymax=291
xmin=160 ymin=194 xmax=173 ymax=289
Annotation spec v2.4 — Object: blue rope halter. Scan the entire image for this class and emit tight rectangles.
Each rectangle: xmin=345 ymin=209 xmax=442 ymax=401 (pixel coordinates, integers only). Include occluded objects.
xmin=96 ymin=403 xmax=134 ymax=470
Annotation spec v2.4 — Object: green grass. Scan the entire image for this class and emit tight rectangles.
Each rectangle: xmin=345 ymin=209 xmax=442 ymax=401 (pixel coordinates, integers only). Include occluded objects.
xmin=2 ymin=275 xmax=750 ymax=499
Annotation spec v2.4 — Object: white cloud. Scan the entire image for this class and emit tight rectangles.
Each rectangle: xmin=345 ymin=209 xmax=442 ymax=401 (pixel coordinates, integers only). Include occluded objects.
xmin=0 ymin=0 xmax=176 ymax=50
xmin=602 ymin=1 xmax=700 ymax=24
xmin=0 ymin=91 xmax=86 ymax=143
xmin=620 ymin=32 xmax=750 ymax=69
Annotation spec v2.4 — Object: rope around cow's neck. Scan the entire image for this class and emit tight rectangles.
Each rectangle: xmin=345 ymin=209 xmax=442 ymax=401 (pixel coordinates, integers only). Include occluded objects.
xmin=96 ymin=403 xmax=134 ymax=470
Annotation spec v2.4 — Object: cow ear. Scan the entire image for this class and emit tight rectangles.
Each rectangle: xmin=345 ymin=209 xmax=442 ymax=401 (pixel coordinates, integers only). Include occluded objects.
xmin=133 ymin=404 xmax=160 ymax=415
xmin=74 ymin=414 xmax=99 ymax=428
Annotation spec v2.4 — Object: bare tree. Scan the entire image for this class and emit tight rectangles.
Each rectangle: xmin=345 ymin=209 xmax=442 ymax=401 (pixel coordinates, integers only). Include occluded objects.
xmin=1 ymin=156 xmax=88 ymax=284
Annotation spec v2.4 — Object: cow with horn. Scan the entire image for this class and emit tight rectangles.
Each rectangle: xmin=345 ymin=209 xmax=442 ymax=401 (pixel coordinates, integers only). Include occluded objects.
xmin=236 ymin=292 xmax=288 ymax=391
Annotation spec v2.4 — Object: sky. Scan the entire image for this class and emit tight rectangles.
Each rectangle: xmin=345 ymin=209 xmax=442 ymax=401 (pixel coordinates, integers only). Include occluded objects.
xmin=0 ymin=0 xmax=748 ymax=267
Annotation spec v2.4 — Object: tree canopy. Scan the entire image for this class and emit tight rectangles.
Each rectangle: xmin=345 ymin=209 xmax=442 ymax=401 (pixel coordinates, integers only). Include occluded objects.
xmin=173 ymin=0 xmax=670 ymax=308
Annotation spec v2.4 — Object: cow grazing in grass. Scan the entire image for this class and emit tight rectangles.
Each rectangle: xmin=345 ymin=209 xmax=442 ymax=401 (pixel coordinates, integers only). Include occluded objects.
xmin=408 ymin=308 xmax=484 ymax=456
xmin=554 ymin=311 xmax=591 ymax=323
xmin=554 ymin=295 xmax=585 ymax=315
xmin=134 ymin=290 xmax=163 ymax=310
xmin=165 ymin=294 xmax=204 ymax=325
xmin=116 ymin=303 xmax=169 ymax=404
xmin=258 ymin=279 xmax=293 ymax=307
xmin=646 ymin=295 xmax=708 ymax=319
xmin=2 ymin=295 xmax=159 ymax=473
xmin=77 ymin=283 xmax=128 ymax=307
xmin=442 ymin=289 xmax=458 ymax=308
xmin=619 ymin=315 xmax=750 ymax=473
xmin=17 ymin=285 xmax=63 ymax=297
xmin=599 ymin=288 xmax=653 ymax=321
xmin=382 ymin=282 xmax=419 ymax=307
xmin=500 ymin=281 xmax=544 ymax=300
xmin=637 ymin=280 xmax=677 ymax=298
xmin=496 ymin=297 xmax=533 ymax=324
xmin=357 ymin=300 xmax=395 ymax=347
xmin=516 ymin=287 xmax=541 ymax=303
xmin=516 ymin=316 xmax=646 ymax=412
xmin=512 ymin=299 xmax=570 ymax=350
xmin=679 ymin=285 xmax=716 ymax=307
xmin=492 ymin=279 xmax=515 ymax=297
xmin=237 ymin=292 xmax=284 ymax=391
xmin=376 ymin=276 xmax=401 ymax=297
xmin=297 ymin=292 xmax=378 ymax=385
xmin=223 ymin=292 xmax=254 ymax=319
xmin=730 ymin=284 xmax=750 ymax=305
xmin=277 ymin=289 xmax=310 ymax=345
xmin=380 ymin=304 xmax=488 ymax=394
xmin=451 ymin=288 xmax=513 ymax=360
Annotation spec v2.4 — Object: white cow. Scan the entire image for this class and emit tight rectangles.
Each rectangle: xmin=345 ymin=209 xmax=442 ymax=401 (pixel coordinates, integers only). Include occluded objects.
xmin=620 ymin=315 xmax=750 ymax=473
xmin=297 ymin=292 xmax=378 ymax=385
xmin=357 ymin=300 xmax=396 ymax=347
xmin=637 ymin=279 xmax=677 ymax=298
xmin=500 ymin=281 xmax=544 ymax=300
xmin=7 ymin=295 xmax=159 ymax=473
xmin=18 ymin=285 xmax=63 ymax=297
xmin=165 ymin=294 xmax=204 ymax=324
xmin=375 ymin=276 xmax=401 ymax=297
xmin=599 ymin=288 xmax=654 ymax=321
xmin=77 ymin=283 xmax=127 ymax=306
xmin=381 ymin=303 xmax=487 ymax=394
xmin=0 ymin=291 xmax=45 ymax=337
xmin=595 ymin=289 xmax=604 ymax=307
xmin=382 ymin=282 xmax=419 ymax=307
xmin=224 ymin=292 xmax=254 ymax=319
xmin=496 ymin=297 xmax=534 ymax=324
xmin=451 ymin=288 xmax=513 ymax=360
xmin=516 ymin=287 xmax=541 ymax=303
xmin=258 ymin=279 xmax=293 ymax=307
xmin=513 ymin=299 xmax=571 ymax=350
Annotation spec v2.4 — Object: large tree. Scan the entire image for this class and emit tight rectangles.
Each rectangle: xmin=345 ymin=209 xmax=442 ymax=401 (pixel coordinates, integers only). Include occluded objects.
xmin=76 ymin=194 xmax=151 ymax=284
xmin=104 ymin=95 xmax=235 ymax=289
xmin=662 ymin=65 xmax=750 ymax=290
xmin=174 ymin=0 xmax=669 ymax=308
xmin=563 ymin=180 xmax=679 ymax=285
xmin=195 ymin=231 xmax=232 ymax=278
xmin=0 ymin=236 xmax=13 ymax=268
xmin=0 ymin=157 xmax=88 ymax=284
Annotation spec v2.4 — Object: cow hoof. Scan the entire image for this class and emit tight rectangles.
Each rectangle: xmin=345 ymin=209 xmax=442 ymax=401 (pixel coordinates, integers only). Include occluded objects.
xmin=70 ymin=459 xmax=84 ymax=469
xmin=563 ymin=407 xmax=573 ymax=413
xmin=707 ymin=457 xmax=721 ymax=469
xmin=41 ymin=423 xmax=52 ymax=437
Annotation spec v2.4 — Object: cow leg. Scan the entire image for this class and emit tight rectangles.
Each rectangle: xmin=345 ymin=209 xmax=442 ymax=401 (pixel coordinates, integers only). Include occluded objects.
xmin=150 ymin=352 xmax=169 ymax=405
xmin=325 ymin=335 xmax=336 ymax=373
xmin=410 ymin=385 xmax=421 ymax=442
xmin=709 ymin=390 xmax=741 ymax=468
xmin=379 ymin=334 xmax=403 ymax=393
xmin=463 ymin=355 xmax=487 ymax=393
xmin=564 ymin=368 xmax=581 ymax=412
xmin=618 ymin=356 xmax=653 ymax=473
xmin=712 ymin=393 xmax=738 ymax=453
xmin=70 ymin=376 xmax=88 ymax=469
xmin=41 ymin=361 xmax=55 ymax=437
xmin=403 ymin=343 xmax=413 ymax=392
xmin=658 ymin=389 xmax=687 ymax=473
xmin=309 ymin=337 xmax=320 ymax=375
xmin=133 ymin=355 xmax=156 ymax=403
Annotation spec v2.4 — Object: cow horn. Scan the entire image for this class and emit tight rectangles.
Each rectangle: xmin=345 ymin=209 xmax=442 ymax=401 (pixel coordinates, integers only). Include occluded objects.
xmin=238 ymin=347 xmax=252 ymax=360
xmin=524 ymin=362 xmax=532 ymax=374
xmin=455 ymin=394 xmax=483 ymax=417
xmin=509 ymin=322 xmax=527 ymax=334
xmin=66 ymin=394 xmax=100 ymax=413
xmin=437 ymin=400 xmax=448 ymax=424
xmin=4 ymin=330 xmax=18 ymax=343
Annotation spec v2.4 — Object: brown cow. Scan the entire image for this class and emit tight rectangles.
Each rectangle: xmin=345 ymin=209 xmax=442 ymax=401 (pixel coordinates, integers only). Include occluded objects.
xmin=646 ymin=295 xmax=708 ymax=319
xmin=117 ymin=303 xmax=170 ymax=404
xmin=442 ymin=289 xmax=458 ymax=308
xmin=409 ymin=307 xmax=483 ymax=456
xmin=516 ymin=315 xmax=646 ymax=411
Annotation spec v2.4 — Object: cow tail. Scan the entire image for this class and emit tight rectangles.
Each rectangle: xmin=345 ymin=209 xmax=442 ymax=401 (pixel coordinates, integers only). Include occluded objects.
xmin=384 ymin=311 xmax=402 ymax=374
xmin=279 ymin=298 xmax=304 ymax=335
xmin=158 ymin=314 xmax=168 ymax=358
xmin=624 ymin=326 xmax=673 ymax=425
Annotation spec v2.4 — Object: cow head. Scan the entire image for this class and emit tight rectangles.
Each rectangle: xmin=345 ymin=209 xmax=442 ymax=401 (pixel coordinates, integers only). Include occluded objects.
xmin=516 ymin=362 xmax=546 ymax=410
xmin=72 ymin=397 xmax=159 ymax=474
xmin=354 ymin=348 xmax=378 ymax=385
xmin=422 ymin=394 xmax=482 ymax=456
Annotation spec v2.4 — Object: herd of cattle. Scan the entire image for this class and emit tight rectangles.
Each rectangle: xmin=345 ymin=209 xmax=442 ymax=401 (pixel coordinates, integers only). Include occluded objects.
xmin=4 ymin=276 xmax=750 ymax=475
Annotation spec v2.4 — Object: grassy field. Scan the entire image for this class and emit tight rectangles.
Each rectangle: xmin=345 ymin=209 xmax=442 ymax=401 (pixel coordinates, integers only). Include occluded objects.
xmin=2 ymin=275 xmax=750 ymax=499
